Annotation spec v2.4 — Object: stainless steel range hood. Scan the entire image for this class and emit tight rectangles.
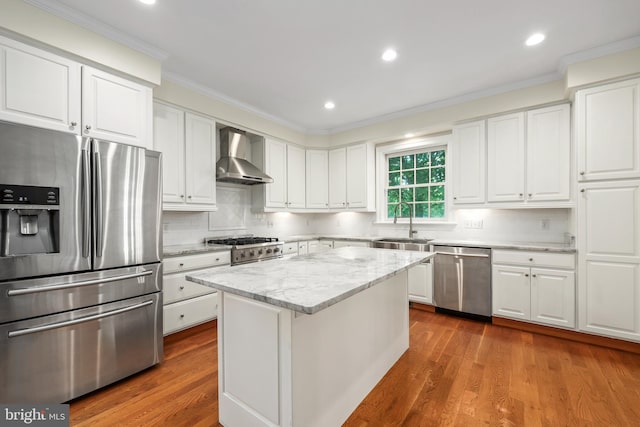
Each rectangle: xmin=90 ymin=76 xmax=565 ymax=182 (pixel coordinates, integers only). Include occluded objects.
xmin=216 ymin=127 xmax=273 ymax=185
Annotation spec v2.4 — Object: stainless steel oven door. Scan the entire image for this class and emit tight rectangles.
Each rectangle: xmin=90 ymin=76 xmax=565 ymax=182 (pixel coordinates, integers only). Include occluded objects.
xmin=0 ymin=121 xmax=90 ymax=281
xmin=0 ymin=263 xmax=162 ymax=324
xmin=0 ymin=293 xmax=162 ymax=404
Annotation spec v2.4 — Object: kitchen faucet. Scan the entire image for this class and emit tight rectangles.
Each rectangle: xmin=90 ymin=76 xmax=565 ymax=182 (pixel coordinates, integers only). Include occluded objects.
xmin=393 ymin=202 xmax=417 ymax=239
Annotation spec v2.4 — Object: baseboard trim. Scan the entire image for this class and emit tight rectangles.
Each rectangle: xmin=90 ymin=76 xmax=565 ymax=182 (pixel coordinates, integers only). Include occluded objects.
xmin=492 ymin=317 xmax=640 ymax=355
xmin=409 ymin=302 xmax=436 ymax=312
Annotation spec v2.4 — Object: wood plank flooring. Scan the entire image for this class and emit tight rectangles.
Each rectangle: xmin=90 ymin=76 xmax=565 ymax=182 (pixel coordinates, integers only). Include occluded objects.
xmin=70 ymin=309 xmax=640 ymax=426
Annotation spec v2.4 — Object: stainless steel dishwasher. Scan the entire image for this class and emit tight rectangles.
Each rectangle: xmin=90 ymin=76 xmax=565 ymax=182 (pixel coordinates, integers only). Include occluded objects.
xmin=433 ymin=245 xmax=491 ymax=319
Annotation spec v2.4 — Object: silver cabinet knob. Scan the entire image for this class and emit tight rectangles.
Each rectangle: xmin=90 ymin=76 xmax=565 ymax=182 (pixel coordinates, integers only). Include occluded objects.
xmin=180 ymin=194 xmax=184 ymax=198
xmin=179 ymin=314 xmax=185 ymax=319
xmin=519 ymin=193 xmax=523 ymax=197
xmin=179 ymin=263 xmax=184 ymax=267
xmin=70 ymin=121 xmax=77 ymax=127
xmin=529 ymin=258 xmax=533 ymax=262
xmin=525 ymin=273 xmax=529 ymax=277
xmin=532 ymin=274 xmax=537 ymax=278
xmin=580 ymin=189 xmax=585 ymax=193
xmin=188 ymin=195 xmax=192 ymax=199
xmin=453 ymin=196 xmax=457 ymax=200
xmin=580 ymin=171 xmax=585 ymax=176
xmin=528 ymin=193 xmax=532 ymax=197
xmin=179 ymin=286 xmax=184 ymax=290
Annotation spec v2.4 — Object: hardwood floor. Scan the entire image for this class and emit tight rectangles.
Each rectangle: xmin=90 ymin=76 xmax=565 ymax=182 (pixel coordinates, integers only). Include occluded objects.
xmin=70 ymin=310 xmax=640 ymax=426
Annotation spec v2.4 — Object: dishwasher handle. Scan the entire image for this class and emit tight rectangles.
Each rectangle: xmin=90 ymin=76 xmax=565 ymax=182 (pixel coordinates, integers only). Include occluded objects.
xmin=435 ymin=252 xmax=490 ymax=258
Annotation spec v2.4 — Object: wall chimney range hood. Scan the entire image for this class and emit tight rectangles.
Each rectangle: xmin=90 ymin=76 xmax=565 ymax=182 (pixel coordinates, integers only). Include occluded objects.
xmin=216 ymin=127 xmax=273 ymax=185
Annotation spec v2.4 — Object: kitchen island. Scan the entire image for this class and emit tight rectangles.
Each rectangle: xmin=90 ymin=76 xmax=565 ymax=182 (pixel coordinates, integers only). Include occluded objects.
xmin=187 ymin=247 xmax=433 ymax=427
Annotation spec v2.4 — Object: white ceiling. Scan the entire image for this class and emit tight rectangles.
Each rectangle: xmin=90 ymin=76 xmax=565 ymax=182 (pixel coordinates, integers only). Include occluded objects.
xmin=30 ymin=0 xmax=640 ymax=133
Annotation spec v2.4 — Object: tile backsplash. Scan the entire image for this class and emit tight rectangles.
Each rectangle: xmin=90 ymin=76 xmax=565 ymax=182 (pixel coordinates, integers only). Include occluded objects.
xmin=163 ymin=186 xmax=572 ymax=246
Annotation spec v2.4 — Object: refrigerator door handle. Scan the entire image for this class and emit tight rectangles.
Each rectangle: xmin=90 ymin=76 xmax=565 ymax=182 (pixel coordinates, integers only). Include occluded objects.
xmin=94 ymin=150 xmax=104 ymax=258
xmin=7 ymin=299 xmax=154 ymax=338
xmin=7 ymin=269 xmax=153 ymax=297
xmin=81 ymin=148 xmax=91 ymax=258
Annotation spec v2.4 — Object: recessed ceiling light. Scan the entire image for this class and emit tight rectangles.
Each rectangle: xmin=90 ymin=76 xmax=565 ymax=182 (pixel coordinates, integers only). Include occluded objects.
xmin=525 ymin=33 xmax=545 ymax=46
xmin=404 ymin=133 xmax=414 ymax=138
xmin=324 ymin=101 xmax=335 ymax=110
xmin=139 ymin=0 xmax=156 ymax=5
xmin=382 ymin=49 xmax=397 ymax=62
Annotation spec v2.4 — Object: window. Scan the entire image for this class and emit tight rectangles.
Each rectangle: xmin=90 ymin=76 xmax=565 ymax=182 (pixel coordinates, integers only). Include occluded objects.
xmin=385 ymin=147 xmax=446 ymax=219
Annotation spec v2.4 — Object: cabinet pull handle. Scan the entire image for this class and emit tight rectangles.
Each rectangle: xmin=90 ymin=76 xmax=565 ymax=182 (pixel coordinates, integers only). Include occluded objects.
xmin=70 ymin=121 xmax=77 ymax=127
xmin=580 ymin=189 xmax=585 ymax=193
xmin=84 ymin=125 xmax=91 ymax=134
xmin=180 ymin=194 xmax=184 ymax=198
xmin=179 ymin=286 xmax=184 ymax=290
xmin=453 ymin=196 xmax=457 ymax=200
xmin=529 ymin=258 xmax=533 ymax=262
xmin=519 ymin=193 xmax=523 ymax=197
xmin=179 ymin=263 xmax=184 ymax=267
xmin=188 ymin=195 xmax=192 ymax=199
xmin=215 ymin=258 xmax=220 ymax=261
xmin=180 ymin=314 xmax=185 ymax=319
xmin=580 ymin=171 xmax=585 ymax=176
xmin=528 ymin=193 xmax=532 ymax=197
xmin=532 ymin=274 xmax=537 ymax=278
xmin=525 ymin=273 xmax=529 ymax=277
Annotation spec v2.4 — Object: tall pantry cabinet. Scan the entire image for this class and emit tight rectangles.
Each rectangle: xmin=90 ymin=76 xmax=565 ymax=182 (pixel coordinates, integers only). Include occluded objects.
xmin=575 ymin=77 xmax=640 ymax=342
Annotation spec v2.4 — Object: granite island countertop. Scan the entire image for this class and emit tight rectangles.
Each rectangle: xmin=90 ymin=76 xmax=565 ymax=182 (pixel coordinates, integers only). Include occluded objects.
xmin=187 ymin=246 xmax=433 ymax=314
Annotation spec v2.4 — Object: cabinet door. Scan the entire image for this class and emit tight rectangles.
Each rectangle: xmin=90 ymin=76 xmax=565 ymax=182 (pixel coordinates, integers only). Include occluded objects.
xmin=526 ymin=104 xmax=571 ymax=201
xmin=265 ymin=139 xmax=287 ymax=208
xmin=153 ymin=102 xmax=185 ymax=204
xmin=408 ymin=261 xmax=433 ymax=304
xmin=531 ymin=268 xmax=575 ymax=328
xmin=328 ymin=148 xmax=347 ymax=208
xmin=492 ymin=265 xmax=530 ymax=320
xmin=287 ymin=144 xmax=306 ymax=209
xmin=346 ymin=144 xmax=368 ymax=208
xmin=82 ymin=66 xmax=152 ymax=148
xmin=578 ymin=180 xmax=640 ymax=341
xmin=184 ymin=113 xmax=216 ymax=206
xmin=308 ymin=240 xmax=332 ymax=253
xmin=0 ymin=37 xmax=80 ymax=133
xmin=305 ymin=149 xmax=328 ymax=209
xmin=576 ymin=78 xmax=640 ymax=181
xmin=452 ymin=120 xmax=486 ymax=204
xmin=297 ymin=241 xmax=309 ymax=255
xmin=487 ymin=112 xmax=525 ymax=202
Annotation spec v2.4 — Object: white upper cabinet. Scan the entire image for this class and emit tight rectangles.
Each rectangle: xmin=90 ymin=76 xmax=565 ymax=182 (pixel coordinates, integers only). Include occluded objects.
xmin=306 ymin=149 xmax=329 ymax=209
xmin=82 ymin=66 xmax=152 ymax=148
xmin=526 ymin=104 xmax=571 ymax=201
xmin=487 ymin=112 xmax=526 ymax=202
xmin=153 ymin=102 xmax=217 ymax=211
xmin=328 ymin=148 xmax=347 ymax=208
xmin=578 ymin=180 xmax=640 ymax=342
xmin=153 ymin=102 xmax=185 ymax=204
xmin=328 ymin=144 xmax=374 ymax=210
xmin=452 ymin=120 xmax=486 ymax=204
xmin=263 ymin=139 xmax=306 ymax=209
xmin=576 ymin=78 xmax=640 ymax=182
xmin=0 ymin=36 xmax=81 ymax=133
xmin=184 ymin=113 xmax=216 ymax=206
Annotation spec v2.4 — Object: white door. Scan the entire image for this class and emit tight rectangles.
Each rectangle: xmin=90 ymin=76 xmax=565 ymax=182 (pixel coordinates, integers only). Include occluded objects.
xmin=487 ymin=112 xmax=525 ymax=202
xmin=408 ymin=262 xmax=433 ymax=304
xmin=575 ymin=78 xmax=640 ymax=181
xmin=265 ymin=139 xmax=287 ymax=208
xmin=578 ymin=180 xmax=640 ymax=342
xmin=526 ymin=104 xmax=571 ymax=201
xmin=153 ymin=102 xmax=186 ymax=204
xmin=328 ymin=148 xmax=347 ymax=208
xmin=184 ymin=113 xmax=216 ymax=206
xmin=346 ymin=144 xmax=368 ymax=208
xmin=492 ymin=265 xmax=530 ymax=320
xmin=286 ymin=144 xmax=306 ymax=209
xmin=531 ymin=268 xmax=575 ymax=328
xmin=0 ymin=36 xmax=81 ymax=133
xmin=452 ymin=120 xmax=486 ymax=204
xmin=305 ymin=149 xmax=328 ymax=209
xmin=82 ymin=66 xmax=152 ymax=148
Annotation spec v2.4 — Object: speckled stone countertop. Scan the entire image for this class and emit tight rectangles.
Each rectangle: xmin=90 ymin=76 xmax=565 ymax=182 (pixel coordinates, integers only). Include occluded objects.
xmin=282 ymin=235 xmax=377 ymax=243
xmin=429 ymin=239 xmax=576 ymax=253
xmin=187 ymin=247 xmax=433 ymax=314
xmin=163 ymin=242 xmax=231 ymax=257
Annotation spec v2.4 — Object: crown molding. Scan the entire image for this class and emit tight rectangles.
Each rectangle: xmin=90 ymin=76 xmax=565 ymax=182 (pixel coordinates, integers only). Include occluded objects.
xmin=557 ymin=35 xmax=640 ymax=74
xmin=23 ymin=0 xmax=168 ymax=60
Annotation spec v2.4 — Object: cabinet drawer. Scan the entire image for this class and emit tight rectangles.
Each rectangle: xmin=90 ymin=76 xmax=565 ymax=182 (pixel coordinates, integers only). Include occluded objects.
xmin=282 ymin=242 xmax=298 ymax=255
xmin=492 ymin=250 xmax=575 ymax=269
xmin=163 ymin=251 xmax=230 ymax=273
xmin=163 ymin=272 xmax=215 ymax=304
xmin=163 ymin=293 xmax=217 ymax=335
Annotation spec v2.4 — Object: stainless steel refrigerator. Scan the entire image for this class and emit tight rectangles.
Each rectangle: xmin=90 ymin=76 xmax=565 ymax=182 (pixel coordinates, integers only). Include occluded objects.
xmin=0 ymin=121 xmax=163 ymax=403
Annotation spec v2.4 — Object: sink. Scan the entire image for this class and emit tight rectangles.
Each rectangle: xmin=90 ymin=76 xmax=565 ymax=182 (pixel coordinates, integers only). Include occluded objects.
xmin=372 ymin=238 xmax=433 ymax=252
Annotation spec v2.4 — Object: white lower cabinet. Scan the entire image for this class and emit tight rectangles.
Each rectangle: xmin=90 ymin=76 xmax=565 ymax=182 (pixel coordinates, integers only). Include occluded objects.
xmin=408 ymin=260 xmax=433 ymax=304
xmin=298 ymin=241 xmax=309 ymax=255
xmin=332 ymin=240 xmax=370 ymax=249
xmin=492 ymin=250 xmax=576 ymax=329
xmin=163 ymin=251 xmax=230 ymax=335
xmin=308 ymin=240 xmax=333 ymax=253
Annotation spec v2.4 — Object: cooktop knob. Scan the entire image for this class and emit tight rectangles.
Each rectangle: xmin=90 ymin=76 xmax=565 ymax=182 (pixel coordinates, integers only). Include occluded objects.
xmin=274 ymin=247 xmax=280 ymax=253
xmin=266 ymin=248 xmax=272 ymax=254
xmin=249 ymin=251 xmax=255 ymax=257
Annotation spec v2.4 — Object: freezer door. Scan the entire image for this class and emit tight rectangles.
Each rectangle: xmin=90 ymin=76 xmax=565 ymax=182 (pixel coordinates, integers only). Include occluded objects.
xmin=0 ymin=121 xmax=91 ymax=281
xmin=92 ymin=139 xmax=162 ymax=270
xmin=0 ymin=293 xmax=162 ymax=403
xmin=0 ymin=263 xmax=161 ymax=324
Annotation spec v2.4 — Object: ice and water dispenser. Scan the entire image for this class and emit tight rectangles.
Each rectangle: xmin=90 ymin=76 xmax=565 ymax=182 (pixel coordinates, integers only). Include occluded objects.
xmin=0 ymin=184 xmax=60 ymax=256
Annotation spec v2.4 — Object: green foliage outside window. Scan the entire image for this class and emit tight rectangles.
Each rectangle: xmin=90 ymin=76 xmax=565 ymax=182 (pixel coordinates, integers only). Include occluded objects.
xmin=386 ymin=148 xmax=446 ymax=219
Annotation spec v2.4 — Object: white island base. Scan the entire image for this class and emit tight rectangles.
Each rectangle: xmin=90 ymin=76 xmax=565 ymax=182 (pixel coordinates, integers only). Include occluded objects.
xmin=217 ymin=270 xmax=409 ymax=427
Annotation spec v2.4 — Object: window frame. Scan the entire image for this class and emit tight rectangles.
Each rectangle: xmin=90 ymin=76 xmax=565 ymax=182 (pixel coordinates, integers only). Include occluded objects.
xmin=375 ymin=134 xmax=452 ymax=224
